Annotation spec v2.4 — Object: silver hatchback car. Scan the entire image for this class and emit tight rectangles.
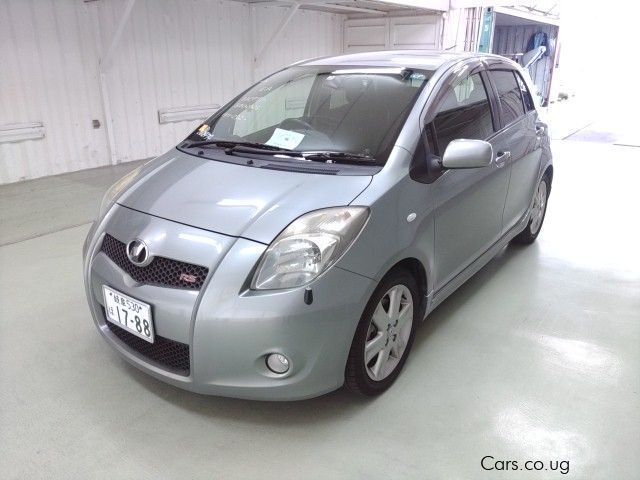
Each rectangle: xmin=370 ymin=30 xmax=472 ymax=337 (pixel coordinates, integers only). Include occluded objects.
xmin=83 ymin=51 xmax=552 ymax=400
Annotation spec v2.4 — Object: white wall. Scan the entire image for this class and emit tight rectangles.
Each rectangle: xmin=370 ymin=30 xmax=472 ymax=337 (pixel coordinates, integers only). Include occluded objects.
xmin=440 ymin=7 xmax=480 ymax=52
xmin=252 ymin=5 xmax=343 ymax=81
xmin=97 ymin=0 xmax=254 ymax=164
xmin=0 ymin=0 xmax=109 ymax=183
xmin=0 ymin=0 xmax=343 ymax=184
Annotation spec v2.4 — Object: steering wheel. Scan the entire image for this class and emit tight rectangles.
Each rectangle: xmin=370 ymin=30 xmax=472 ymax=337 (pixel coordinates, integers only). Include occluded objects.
xmin=279 ymin=117 xmax=314 ymax=131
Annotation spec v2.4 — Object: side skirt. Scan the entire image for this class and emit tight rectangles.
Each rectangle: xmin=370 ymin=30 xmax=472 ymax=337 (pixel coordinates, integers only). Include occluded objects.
xmin=424 ymin=213 xmax=529 ymax=318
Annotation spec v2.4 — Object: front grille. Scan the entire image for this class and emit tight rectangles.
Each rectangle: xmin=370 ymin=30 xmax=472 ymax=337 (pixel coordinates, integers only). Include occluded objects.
xmin=104 ymin=317 xmax=190 ymax=376
xmin=101 ymin=234 xmax=208 ymax=290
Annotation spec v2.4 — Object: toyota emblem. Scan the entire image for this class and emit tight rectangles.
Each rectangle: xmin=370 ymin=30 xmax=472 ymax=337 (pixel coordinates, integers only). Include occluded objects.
xmin=126 ymin=239 xmax=152 ymax=267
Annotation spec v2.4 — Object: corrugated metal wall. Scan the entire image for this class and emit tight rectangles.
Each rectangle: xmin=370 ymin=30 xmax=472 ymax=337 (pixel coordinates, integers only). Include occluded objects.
xmin=252 ymin=5 xmax=343 ymax=81
xmin=97 ymin=0 xmax=254 ymax=163
xmin=0 ymin=0 xmax=109 ymax=183
xmin=492 ymin=24 xmax=558 ymax=104
xmin=0 ymin=0 xmax=343 ymax=184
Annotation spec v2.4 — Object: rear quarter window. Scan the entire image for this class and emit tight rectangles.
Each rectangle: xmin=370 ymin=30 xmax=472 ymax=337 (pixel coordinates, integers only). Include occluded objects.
xmin=514 ymin=71 xmax=536 ymax=111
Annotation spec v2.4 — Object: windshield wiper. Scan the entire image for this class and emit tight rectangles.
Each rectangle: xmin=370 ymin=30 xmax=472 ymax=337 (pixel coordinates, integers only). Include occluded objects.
xmin=301 ymin=151 xmax=375 ymax=164
xmin=185 ymin=140 xmax=375 ymax=164
xmin=224 ymin=145 xmax=303 ymax=157
xmin=186 ymin=139 xmax=288 ymax=151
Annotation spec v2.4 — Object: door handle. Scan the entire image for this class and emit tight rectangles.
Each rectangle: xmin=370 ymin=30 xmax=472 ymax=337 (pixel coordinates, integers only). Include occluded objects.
xmin=495 ymin=151 xmax=511 ymax=167
xmin=535 ymin=125 xmax=546 ymax=136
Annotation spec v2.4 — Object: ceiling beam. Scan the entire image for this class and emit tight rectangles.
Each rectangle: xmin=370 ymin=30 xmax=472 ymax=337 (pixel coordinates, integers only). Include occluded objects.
xmin=306 ymin=3 xmax=386 ymax=14
xmin=494 ymin=6 xmax=560 ymax=26
xmin=375 ymin=0 xmax=448 ymax=11
xmin=263 ymin=0 xmax=385 ymax=12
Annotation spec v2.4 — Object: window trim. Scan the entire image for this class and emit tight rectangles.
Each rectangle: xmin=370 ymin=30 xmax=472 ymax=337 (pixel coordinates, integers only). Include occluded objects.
xmin=479 ymin=70 xmax=500 ymax=141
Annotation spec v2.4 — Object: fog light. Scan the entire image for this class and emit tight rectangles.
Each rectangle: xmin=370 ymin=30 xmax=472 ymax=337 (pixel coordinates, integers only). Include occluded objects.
xmin=266 ymin=353 xmax=290 ymax=374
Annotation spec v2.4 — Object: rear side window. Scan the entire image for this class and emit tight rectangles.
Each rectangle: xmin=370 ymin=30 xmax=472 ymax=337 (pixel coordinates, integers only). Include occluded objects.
xmin=490 ymin=70 xmax=525 ymax=126
xmin=515 ymin=72 xmax=535 ymax=111
xmin=432 ymin=73 xmax=495 ymax=154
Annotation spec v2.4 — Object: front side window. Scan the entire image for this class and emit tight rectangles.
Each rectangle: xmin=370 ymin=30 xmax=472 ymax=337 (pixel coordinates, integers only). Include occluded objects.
xmin=432 ymin=73 xmax=494 ymax=154
xmin=490 ymin=70 xmax=526 ymax=125
xmin=187 ymin=66 xmax=431 ymax=164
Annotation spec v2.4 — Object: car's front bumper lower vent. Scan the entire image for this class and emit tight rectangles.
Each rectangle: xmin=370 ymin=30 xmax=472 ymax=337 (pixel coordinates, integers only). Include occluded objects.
xmin=104 ymin=315 xmax=190 ymax=376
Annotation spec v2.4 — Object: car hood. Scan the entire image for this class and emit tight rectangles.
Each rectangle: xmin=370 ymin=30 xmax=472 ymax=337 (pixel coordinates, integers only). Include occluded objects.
xmin=117 ymin=149 xmax=373 ymax=244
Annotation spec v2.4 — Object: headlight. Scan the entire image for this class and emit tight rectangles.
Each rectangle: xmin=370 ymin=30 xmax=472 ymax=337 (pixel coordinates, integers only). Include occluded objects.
xmin=252 ymin=206 xmax=369 ymax=290
xmin=97 ymin=165 xmax=145 ymax=220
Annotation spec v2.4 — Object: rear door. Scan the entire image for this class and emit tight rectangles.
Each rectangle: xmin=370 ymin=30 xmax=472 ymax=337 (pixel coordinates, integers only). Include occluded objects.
xmin=486 ymin=69 xmax=543 ymax=234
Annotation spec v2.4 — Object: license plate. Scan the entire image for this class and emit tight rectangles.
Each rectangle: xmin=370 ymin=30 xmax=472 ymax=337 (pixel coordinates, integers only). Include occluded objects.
xmin=102 ymin=285 xmax=154 ymax=343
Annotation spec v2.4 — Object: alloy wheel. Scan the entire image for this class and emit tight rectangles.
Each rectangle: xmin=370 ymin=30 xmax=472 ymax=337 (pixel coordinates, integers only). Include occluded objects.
xmin=530 ymin=179 xmax=548 ymax=234
xmin=364 ymin=285 xmax=414 ymax=381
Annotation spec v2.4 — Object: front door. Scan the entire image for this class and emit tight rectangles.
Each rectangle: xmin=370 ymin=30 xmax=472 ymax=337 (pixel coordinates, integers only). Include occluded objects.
xmin=429 ymin=71 xmax=509 ymax=291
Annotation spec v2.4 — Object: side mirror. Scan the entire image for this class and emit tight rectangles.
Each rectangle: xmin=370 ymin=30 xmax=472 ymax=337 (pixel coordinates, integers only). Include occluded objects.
xmin=442 ymin=139 xmax=493 ymax=169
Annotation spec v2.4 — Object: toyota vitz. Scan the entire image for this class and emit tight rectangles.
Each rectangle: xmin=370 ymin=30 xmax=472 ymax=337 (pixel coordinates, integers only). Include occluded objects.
xmin=83 ymin=51 xmax=552 ymax=400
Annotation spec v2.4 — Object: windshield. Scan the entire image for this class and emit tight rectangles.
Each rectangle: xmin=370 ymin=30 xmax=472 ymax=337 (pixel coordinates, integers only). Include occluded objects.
xmin=184 ymin=65 xmax=432 ymax=164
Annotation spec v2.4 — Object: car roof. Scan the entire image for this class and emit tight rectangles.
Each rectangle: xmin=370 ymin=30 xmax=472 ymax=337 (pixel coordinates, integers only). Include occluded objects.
xmin=299 ymin=50 xmax=516 ymax=72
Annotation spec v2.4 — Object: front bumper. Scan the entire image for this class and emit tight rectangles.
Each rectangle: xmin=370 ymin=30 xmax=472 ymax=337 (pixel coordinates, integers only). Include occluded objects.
xmin=84 ymin=205 xmax=374 ymax=400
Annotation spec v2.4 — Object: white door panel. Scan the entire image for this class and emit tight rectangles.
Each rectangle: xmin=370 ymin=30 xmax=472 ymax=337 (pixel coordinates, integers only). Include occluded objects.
xmin=390 ymin=17 xmax=440 ymax=49
xmin=344 ymin=20 xmax=388 ymax=52
xmin=344 ymin=16 xmax=442 ymax=53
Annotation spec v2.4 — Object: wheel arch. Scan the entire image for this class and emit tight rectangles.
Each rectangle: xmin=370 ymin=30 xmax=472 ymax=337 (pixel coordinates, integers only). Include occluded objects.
xmin=544 ymin=164 xmax=553 ymax=188
xmin=382 ymin=257 xmax=428 ymax=318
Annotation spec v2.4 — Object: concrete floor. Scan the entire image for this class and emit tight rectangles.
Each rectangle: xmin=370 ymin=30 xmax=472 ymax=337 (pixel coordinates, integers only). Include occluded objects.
xmin=0 ymin=160 xmax=144 ymax=246
xmin=1 ymin=138 xmax=639 ymax=479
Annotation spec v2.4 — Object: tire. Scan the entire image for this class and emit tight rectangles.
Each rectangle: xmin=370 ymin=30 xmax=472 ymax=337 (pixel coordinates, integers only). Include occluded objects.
xmin=512 ymin=174 xmax=550 ymax=245
xmin=345 ymin=269 xmax=420 ymax=396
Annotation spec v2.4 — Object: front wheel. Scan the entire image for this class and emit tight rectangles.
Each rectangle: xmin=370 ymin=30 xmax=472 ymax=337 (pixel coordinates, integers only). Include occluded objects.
xmin=345 ymin=269 xmax=419 ymax=396
xmin=512 ymin=175 xmax=550 ymax=244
